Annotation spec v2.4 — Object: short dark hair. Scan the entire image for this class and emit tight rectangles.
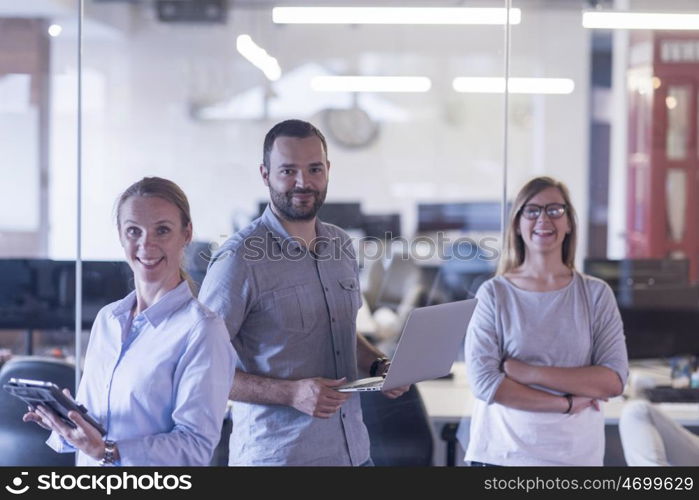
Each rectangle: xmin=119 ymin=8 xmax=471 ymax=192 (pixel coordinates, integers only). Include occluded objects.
xmin=262 ymin=119 xmax=328 ymax=169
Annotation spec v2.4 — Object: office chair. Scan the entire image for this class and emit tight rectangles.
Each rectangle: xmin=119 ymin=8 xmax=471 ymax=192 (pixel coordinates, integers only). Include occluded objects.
xmin=372 ymin=255 xmax=425 ymax=344
xmin=360 ymin=385 xmax=433 ymax=466
xmin=435 ymin=256 xmax=495 ymax=303
xmin=362 ymin=256 xmax=386 ymax=313
xmin=0 ymin=356 xmax=76 ymax=466
xmin=376 ymin=255 xmax=426 ymax=311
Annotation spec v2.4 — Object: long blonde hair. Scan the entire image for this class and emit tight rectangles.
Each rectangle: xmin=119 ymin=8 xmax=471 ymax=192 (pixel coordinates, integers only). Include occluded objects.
xmin=115 ymin=177 xmax=197 ymax=292
xmin=497 ymin=176 xmax=578 ymax=275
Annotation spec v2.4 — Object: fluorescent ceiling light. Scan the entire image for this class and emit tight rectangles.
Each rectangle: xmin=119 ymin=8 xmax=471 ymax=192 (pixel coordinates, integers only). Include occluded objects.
xmin=583 ymin=11 xmax=699 ymax=30
xmin=453 ymin=77 xmax=575 ymax=94
xmin=236 ymin=34 xmax=281 ymax=81
xmin=48 ymin=24 xmax=63 ymax=37
xmin=312 ymin=76 xmax=431 ymax=93
xmin=273 ymin=7 xmax=520 ymax=25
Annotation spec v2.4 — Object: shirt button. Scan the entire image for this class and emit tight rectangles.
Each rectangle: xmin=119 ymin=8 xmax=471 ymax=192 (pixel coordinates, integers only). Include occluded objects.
xmin=342 ymin=413 xmax=346 ymax=418
xmin=335 ymin=350 xmax=340 ymax=356
xmin=331 ymin=317 xmax=336 ymax=323
xmin=324 ymin=286 xmax=329 ymax=291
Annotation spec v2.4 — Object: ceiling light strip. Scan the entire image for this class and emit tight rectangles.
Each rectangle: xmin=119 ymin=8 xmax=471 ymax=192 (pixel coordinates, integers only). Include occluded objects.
xmin=453 ymin=77 xmax=575 ymax=94
xmin=273 ymin=7 xmax=521 ymax=25
xmin=236 ymin=34 xmax=281 ymax=81
xmin=583 ymin=11 xmax=699 ymax=30
xmin=311 ymin=76 xmax=432 ymax=93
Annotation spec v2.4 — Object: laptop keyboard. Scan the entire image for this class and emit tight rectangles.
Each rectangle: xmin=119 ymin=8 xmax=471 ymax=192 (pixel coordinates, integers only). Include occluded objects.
xmin=643 ymin=386 xmax=699 ymax=403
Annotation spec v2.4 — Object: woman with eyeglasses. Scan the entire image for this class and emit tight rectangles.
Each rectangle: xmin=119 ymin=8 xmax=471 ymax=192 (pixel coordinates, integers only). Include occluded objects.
xmin=463 ymin=176 xmax=628 ymax=466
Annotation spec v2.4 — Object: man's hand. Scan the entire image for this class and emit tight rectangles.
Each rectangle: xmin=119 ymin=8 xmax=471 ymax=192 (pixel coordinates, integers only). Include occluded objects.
xmin=26 ymin=389 xmax=106 ymax=460
xmin=290 ymin=378 xmax=351 ymax=418
xmin=381 ymin=385 xmax=409 ymax=399
xmin=377 ymin=361 xmax=409 ymax=399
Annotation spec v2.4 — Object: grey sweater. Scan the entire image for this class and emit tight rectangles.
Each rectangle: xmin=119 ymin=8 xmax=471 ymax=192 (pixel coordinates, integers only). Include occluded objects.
xmin=464 ymin=271 xmax=629 ymax=465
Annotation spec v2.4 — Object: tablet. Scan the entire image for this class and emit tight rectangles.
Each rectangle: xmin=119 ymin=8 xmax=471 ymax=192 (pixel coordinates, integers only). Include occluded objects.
xmin=4 ymin=378 xmax=106 ymax=436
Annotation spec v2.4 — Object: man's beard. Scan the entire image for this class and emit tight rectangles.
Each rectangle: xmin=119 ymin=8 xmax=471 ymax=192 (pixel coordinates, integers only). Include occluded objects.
xmin=269 ymin=186 xmax=327 ymax=221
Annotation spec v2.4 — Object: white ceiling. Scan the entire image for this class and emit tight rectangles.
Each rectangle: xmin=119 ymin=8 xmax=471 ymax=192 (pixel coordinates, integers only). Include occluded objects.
xmin=2 ymin=0 xmax=698 ymax=21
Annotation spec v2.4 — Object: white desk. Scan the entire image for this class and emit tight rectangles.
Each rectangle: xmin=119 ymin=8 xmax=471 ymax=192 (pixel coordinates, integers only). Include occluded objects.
xmin=416 ymin=362 xmax=699 ymax=465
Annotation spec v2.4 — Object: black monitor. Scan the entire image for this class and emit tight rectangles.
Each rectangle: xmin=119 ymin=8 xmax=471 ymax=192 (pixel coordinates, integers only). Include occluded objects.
xmin=584 ymin=258 xmax=699 ymax=359
xmin=425 ymin=257 xmax=496 ymax=305
xmin=583 ymin=258 xmax=696 ymax=309
xmin=362 ymin=213 xmax=401 ymax=239
xmin=258 ymin=201 xmax=364 ymax=230
xmin=0 ymin=259 xmax=75 ymax=329
xmin=319 ymin=202 xmax=363 ymax=230
xmin=584 ymin=258 xmax=690 ymax=289
xmin=619 ymin=308 xmax=699 ymax=359
xmin=417 ymin=202 xmax=504 ymax=232
xmin=64 ymin=261 xmax=133 ymax=327
xmin=0 ymin=259 xmax=132 ymax=330
xmin=0 ymin=259 xmax=37 ymax=329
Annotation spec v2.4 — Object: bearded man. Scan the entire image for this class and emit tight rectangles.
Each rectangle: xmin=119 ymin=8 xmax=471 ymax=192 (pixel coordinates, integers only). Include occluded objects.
xmin=199 ymin=119 xmax=406 ymax=466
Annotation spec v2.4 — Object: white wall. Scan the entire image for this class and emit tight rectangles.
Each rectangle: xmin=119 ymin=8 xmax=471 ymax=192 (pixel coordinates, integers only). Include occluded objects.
xmin=0 ymin=76 xmax=39 ymax=232
xmin=46 ymin=4 xmax=591 ymax=262
xmin=508 ymin=8 xmax=591 ymax=265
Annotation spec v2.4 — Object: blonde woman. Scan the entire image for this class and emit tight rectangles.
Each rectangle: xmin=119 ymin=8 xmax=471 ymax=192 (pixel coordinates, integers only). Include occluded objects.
xmin=24 ymin=177 xmax=236 ymax=466
xmin=464 ymin=176 xmax=628 ymax=466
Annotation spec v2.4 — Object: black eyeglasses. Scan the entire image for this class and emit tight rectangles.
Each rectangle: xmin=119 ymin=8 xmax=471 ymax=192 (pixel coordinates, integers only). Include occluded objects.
xmin=520 ymin=203 xmax=567 ymax=220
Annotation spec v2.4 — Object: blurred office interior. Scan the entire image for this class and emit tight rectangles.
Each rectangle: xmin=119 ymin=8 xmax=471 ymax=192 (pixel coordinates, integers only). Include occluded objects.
xmin=1 ymin=0 xmax=699 ymax=465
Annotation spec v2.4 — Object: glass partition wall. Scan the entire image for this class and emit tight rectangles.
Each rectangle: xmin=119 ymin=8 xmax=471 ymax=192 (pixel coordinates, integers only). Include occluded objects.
xmin=79 ymin=0 xmax=510 ymax=355
xmin=0 ymin=7 xmax=79 ymax=368
xmin=77 ymin=0 xmax=509 ymax=468
xmin=5 ymin=0 xmax=698 ymax=467
xmin=0 ymin=0 xmax=80 ymax=466
xmin=509 ymin=0 xmax=699 ymax=363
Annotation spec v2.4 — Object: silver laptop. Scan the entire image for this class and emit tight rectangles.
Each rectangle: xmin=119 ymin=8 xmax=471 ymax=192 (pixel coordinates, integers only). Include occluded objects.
xmin=338 ymin=298 xmax=478 ymax=392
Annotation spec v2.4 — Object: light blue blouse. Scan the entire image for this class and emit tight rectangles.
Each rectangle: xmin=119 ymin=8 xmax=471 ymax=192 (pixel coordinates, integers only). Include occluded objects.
xmin=47 ymin=280 xmax=237 ymax=466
